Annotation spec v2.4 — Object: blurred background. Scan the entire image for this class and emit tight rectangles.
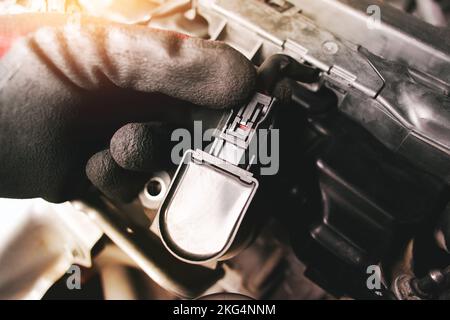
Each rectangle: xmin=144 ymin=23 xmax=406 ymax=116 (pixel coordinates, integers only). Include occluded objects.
xmin=1 ymin=0 xmax=449 ymax=26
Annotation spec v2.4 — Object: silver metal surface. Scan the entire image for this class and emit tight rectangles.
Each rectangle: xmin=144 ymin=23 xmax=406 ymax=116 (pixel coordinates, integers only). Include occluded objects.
xmin=0 ymin=199 xmax=102 ymax=299
xmin=287 ymin=0 xmax=450 ymax=85
xmin=76 ymin=195 xmax=224 ymax=299
xmin=196 ymin=0 xmax=450 ymax=183
xmin=202 ymin=0 xmax=384 ymax=98
xmin=139 ymin=171 xmax=171 ymax=213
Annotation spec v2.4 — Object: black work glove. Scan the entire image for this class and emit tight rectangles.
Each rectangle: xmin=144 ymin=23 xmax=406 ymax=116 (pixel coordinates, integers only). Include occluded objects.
xmin=0 ymin=14 xmax=256 ymax=203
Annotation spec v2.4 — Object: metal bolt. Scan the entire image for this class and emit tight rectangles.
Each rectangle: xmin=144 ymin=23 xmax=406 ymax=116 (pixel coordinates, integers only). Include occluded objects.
xmin=322 ymin=41 xmax=339 ymax=55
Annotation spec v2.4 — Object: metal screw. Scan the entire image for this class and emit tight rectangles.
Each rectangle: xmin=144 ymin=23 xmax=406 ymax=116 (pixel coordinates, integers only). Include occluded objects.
xmin=322 ymin=41 xmax=339 ymax=55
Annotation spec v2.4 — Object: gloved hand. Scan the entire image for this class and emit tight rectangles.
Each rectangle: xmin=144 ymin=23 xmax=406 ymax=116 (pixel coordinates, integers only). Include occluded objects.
xmin=0 ymin=13 xmax=256 ymax=203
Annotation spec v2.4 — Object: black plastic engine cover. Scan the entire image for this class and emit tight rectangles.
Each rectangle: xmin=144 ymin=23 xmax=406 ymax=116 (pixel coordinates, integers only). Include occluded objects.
xmin=272 ymin=94 xmax=450 ymax=299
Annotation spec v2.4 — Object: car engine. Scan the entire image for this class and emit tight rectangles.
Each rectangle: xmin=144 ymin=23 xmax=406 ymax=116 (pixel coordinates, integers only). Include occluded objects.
xmin=0 ymin=0 xmax=449 ymax=301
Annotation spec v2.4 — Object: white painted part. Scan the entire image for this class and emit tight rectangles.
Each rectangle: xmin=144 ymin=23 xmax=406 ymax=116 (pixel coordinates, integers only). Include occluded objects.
xmin=0 ymin=199 xmax=103 ymax=299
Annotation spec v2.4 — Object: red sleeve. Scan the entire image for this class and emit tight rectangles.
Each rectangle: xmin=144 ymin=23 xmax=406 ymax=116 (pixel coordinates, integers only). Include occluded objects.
xmin=0 ymin=13 xmax=68 ymax=58
xmin=0 ymin=32 xmax=25 ymax=58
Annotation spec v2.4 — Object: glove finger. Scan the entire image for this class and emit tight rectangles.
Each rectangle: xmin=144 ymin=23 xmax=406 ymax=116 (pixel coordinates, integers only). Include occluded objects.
xmin=24 ymin=15 xmax=257 ymax=109
xmin=110 ymin=122 xmax=176 ymax=173
xmin=86 ymin=149 xmax=151 ymax=202
xmin=257 ymin=54 xmax=320 ymax=94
